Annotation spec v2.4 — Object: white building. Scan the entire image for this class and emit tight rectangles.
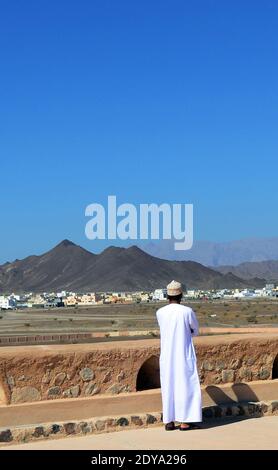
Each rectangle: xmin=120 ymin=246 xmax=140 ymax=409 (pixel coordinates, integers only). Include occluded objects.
xmin=57 ymin=291 xmax=67 ymax=298
xmin=0 ymin=296 xmax=16 ymax=310
xmin=233 ymin=289 xmax=254 ymax=299
xmin=185 ymin=289 xmax=200 ymax=299
xmin=153 ymin=289 xmax=167 ymax=301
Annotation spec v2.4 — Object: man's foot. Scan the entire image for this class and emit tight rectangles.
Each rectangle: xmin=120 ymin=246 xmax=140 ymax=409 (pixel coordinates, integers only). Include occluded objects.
xmin=165 ymin=422 xmax=175 ymax=431
xmin=180 ymin=423 xmax=201 ymax=430
xmin=179 ymin=423 xmax=190 ymax=431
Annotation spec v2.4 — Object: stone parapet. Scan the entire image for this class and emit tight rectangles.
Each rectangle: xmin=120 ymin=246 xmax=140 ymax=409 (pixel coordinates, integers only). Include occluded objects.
xmin=0 ymin=334 xmax=277 ymax=405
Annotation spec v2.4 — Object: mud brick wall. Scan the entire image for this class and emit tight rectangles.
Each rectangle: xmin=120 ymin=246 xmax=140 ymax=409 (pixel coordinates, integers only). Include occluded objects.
xmin=0 ymin=335 xmax=277 ymax=405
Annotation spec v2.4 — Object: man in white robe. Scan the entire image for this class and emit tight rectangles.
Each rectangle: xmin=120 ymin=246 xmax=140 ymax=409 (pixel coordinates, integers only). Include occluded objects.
xmin=156 ymin=280 xmax=202 ymax=430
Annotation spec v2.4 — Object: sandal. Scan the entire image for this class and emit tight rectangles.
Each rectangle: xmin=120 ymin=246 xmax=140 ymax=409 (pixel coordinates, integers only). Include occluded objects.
xmin=179 ymin=424 xmax=190 ymax=431
xmin=165 ymin=422 xmax=175 ymax=431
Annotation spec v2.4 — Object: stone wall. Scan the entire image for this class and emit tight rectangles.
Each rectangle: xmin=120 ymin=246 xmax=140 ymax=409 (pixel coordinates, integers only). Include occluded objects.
xmin=196 ymin=335 xmax=278 ymax=384
xmin=0 ymin=341 xmax=159 ymax=405
xmin=0 ymin=334 xmax=277 ymax=405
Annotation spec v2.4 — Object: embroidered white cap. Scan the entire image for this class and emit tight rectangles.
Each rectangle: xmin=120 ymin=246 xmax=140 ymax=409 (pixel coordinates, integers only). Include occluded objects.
xmin=167 ymin=280 xmax=182 ymax=296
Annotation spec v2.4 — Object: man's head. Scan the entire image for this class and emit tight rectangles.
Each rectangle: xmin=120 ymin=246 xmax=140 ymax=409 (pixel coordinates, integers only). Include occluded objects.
xmin=166 ymin=280 xmax=183 ymax=303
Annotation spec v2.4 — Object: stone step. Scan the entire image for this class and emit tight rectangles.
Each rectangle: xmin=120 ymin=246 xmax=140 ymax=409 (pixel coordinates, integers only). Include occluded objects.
xmin=1 ymin=400 xmax=278 ymax=446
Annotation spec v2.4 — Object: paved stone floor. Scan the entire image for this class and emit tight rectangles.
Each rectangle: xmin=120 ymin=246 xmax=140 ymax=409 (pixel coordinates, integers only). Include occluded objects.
xmin=3 ymin=416 xmax=278 ymax=450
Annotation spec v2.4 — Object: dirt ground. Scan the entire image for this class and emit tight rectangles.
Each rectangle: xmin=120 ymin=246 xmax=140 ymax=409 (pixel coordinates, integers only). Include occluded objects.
xmin=0 ymin=298 xmax=278 ymax=337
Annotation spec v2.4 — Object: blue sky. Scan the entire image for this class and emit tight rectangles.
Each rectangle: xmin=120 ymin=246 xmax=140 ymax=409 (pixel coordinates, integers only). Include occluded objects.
xmin=0 ymin=0 xmax=277 ymax=262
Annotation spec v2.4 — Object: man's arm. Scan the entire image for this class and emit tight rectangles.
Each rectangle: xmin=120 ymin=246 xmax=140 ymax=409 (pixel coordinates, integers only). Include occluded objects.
xmin=189 ymin=308 xmax=199 ymax=336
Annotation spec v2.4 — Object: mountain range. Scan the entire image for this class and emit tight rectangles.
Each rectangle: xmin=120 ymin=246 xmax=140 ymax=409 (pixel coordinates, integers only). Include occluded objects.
xmin=140 ymin=237 xmax=278 ymax=266
xmin=215 ymin=260 xmax=278 ymax=282
xmin=0 ymin=240 xmax=266 ymax=293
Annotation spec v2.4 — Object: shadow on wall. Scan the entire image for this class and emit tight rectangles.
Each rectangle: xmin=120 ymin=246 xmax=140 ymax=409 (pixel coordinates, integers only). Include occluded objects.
xmin=205 ymin=383 xmax=259 ymax=405
xmin=136 ymin=355 xmax=160 ymax=391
